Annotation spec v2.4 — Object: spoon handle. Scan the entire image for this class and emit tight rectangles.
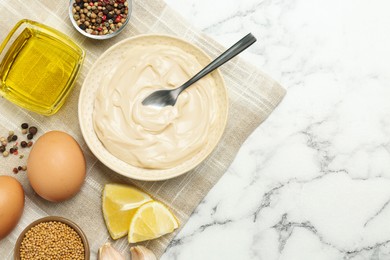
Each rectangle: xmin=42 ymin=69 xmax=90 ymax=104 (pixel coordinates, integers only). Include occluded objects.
xmin=178 ymin=33 xmax=257 ymax=93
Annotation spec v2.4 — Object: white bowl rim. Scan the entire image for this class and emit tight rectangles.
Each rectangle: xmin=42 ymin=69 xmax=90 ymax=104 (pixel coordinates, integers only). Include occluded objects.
xmin=78 ymin=34 xmax=229 ymax=181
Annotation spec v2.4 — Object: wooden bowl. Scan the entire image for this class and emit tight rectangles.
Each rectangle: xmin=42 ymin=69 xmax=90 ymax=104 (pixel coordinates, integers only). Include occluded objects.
xmin=14 ymin=216 xmax=90 ymax=260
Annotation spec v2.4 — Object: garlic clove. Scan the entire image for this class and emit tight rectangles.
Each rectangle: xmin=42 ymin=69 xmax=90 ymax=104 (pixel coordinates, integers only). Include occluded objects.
xmin=130 ymin=245 xmax=157 ymax=260
xmin=98 ymin=242 xmax=125 ymax=260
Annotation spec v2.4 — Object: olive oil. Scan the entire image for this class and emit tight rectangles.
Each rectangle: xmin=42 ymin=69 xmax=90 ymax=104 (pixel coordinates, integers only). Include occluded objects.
xmin=0 ymin=20 xmax=84 ymax=115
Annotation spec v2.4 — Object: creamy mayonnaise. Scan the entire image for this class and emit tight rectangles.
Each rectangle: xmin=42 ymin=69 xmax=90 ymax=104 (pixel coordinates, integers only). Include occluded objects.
xmin=93 ymin=41 xmax=219 ymax=169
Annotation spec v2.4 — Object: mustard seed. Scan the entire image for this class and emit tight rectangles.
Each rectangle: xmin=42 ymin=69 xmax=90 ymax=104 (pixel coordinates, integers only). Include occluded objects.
xmin=19 ymin=221 xmax=85 ymax=260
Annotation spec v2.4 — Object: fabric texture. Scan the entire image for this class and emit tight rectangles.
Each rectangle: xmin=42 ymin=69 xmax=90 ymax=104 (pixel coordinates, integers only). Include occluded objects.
xmin=0 ymin=0 xmax=285 ymax=258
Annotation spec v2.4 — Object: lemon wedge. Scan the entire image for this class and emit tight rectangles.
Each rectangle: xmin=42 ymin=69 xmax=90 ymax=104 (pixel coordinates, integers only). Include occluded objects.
xmin=102 ymin=184 xmax=152 ymax=239
xmin=128 ymin=201 xmax=179 ymax=243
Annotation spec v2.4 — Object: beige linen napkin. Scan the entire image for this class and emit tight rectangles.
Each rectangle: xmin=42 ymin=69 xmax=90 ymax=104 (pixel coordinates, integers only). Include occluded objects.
xmin=0 ymin=0 xmax=285 ymax=258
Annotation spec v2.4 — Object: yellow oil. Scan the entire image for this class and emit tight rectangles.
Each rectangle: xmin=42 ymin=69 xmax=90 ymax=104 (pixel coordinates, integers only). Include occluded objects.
xmin=0 ymin=22 xmax=84 ymax=115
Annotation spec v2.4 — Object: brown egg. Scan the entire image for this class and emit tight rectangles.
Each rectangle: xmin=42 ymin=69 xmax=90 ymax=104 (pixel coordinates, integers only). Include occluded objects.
xmin=0 ymin=176 xmax=24 ymax=240
xmin=27 ymin=131 xmax=86 ymax=202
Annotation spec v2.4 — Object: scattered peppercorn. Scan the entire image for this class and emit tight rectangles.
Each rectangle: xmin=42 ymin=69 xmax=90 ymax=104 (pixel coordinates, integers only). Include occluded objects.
xmin=28 ymin=126 xmax=38 ymax=135
xmin=14 ymin=165 xmax=27 ymax=172
xmin=19 ymin=221 xmax=85 ymax=260
xmin=71 ymin=0 xmax=129 ymax=36
xmin=1 ymin=123 xmax=38 ymax=174
xmin=9 ymin=147 xmax=19 ymax=155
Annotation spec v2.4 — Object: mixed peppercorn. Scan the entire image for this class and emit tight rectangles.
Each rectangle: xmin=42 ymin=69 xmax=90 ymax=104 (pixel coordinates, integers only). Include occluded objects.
xmin=1 ymin=123 xmax=38 ymax=174
xmin=71 ymin=0 xmax=129 ymax=36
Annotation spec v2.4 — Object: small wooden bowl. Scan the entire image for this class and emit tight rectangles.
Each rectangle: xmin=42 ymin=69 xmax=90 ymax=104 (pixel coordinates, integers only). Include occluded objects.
xmin=14 ymin=216 xmax=90 ymax=260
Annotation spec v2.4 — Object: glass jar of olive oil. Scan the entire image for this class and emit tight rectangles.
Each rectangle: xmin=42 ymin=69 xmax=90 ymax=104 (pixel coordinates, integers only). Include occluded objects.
xmin=0 ymin=20 xmax=85 ymax=115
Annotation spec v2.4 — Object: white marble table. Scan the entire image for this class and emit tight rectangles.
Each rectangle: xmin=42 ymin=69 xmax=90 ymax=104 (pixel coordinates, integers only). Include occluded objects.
xmin=162 ymin=0 xmax=390 ymax=259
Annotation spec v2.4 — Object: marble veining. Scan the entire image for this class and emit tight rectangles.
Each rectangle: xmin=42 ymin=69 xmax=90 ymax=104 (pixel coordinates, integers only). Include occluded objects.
xmin=162 ymin=0 xmax=390 ymax=259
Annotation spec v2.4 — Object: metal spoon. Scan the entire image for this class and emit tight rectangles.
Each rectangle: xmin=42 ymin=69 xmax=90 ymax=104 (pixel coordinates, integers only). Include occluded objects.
xmin=142 ymin=33 xmax=257 ymax=107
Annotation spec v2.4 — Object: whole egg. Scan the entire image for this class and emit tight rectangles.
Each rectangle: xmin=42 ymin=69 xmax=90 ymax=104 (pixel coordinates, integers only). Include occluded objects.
xmin=27 ymin=131 xmax=86 ymax=202
xmin=0 ymin=176 xmax=24 ymax=239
